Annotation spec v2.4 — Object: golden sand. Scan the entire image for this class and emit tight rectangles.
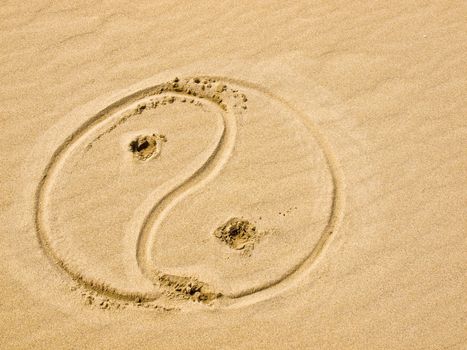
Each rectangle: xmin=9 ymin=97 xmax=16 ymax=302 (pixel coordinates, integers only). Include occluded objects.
xmin=1 ymin=2 xmax=465 ymax=349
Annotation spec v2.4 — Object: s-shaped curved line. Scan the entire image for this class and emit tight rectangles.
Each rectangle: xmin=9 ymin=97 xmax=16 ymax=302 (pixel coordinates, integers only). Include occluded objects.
xmin=136 ymin=99 xmax=237 ymax=288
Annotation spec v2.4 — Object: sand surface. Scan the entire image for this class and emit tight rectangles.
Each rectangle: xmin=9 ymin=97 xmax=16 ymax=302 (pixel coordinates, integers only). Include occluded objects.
xmin=1 ymin=1 xmax=466 ymax=349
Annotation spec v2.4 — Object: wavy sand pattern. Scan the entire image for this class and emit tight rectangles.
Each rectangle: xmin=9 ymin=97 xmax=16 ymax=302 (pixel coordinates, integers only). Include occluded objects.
xmin=3 ymin=3 xmax=466 ymax=348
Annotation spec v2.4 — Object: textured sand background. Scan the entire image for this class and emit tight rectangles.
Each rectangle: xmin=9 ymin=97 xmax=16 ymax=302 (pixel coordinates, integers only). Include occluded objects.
xmin=1 ymin=1 xmax=466 ymax=349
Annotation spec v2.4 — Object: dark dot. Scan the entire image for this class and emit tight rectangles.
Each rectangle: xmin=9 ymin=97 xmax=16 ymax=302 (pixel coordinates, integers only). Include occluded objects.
xmin=137 ymin=140 xmax=149 ymax=151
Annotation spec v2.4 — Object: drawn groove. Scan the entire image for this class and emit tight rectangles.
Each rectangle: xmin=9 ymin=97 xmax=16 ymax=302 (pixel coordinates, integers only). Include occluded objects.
xmin=34 ymin=76 xmax=345 ymax=309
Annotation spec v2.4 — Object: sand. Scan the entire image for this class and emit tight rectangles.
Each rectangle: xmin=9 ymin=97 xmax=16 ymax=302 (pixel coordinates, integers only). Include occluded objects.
xmin=0 ymin=1 xmax=466 ymax=349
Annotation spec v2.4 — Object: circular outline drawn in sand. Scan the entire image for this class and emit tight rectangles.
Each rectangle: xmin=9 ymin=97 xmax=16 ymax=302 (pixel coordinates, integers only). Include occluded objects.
xmin=34 ymin=76 xmax=345 ymax=310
